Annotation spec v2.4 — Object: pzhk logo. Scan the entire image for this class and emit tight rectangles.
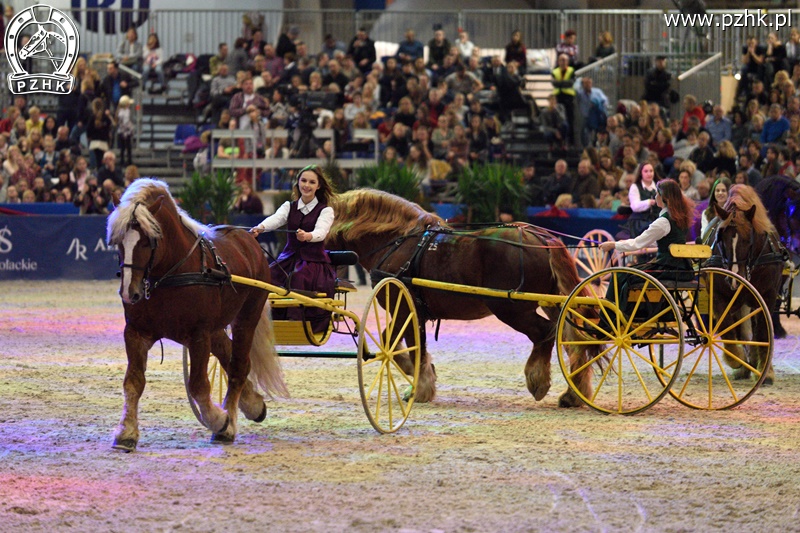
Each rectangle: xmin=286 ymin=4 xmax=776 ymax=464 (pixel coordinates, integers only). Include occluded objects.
xmin=6 ymin=5 xmax=80 ymax=95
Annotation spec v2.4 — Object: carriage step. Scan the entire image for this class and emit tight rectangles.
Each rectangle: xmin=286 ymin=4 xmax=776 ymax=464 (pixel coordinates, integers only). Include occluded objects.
xmin=278 ymin=351 xmax=358 ymax=358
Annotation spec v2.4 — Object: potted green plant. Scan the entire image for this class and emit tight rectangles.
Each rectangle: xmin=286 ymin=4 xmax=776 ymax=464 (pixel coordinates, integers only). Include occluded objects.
xmin=354 ymin=161 xmax=421 ymax=202
xmin=207 ymin=170 xmax=238 ymax=224
xmin=178 ymin=170 xmax=239 ymax=224
xmin=178 ymin=170 xmax=213 ymax=222
xmin=456 ymin=163 xmax=526 ymax=223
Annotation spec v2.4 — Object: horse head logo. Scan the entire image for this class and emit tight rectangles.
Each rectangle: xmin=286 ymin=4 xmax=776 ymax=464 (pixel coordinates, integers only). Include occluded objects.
xmin=0 ymin=226 xmax=13 ymax=254
xmin=5 ymin=5 xmax=79 ymax=95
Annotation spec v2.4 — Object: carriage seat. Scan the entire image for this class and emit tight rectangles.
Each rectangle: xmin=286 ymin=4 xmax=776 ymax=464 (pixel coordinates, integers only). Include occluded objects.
xmin=669 ymin=243 xmax=711 ymax=260
xmin=329 ymin=251 xmax=359 ymax=266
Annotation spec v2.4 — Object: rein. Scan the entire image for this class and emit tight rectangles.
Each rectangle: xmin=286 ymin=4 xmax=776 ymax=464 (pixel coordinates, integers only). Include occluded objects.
xmin=710 ymin=211 xmax=787 ymax=280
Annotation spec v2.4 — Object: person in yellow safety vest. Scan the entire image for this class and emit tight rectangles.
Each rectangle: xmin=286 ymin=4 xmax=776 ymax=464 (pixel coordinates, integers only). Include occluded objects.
xmin=552 ymin=53 xmax=576 ymax=147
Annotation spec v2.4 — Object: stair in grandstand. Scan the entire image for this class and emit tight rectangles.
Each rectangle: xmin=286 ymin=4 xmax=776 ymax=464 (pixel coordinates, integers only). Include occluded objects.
xmin=136 ymin=73 xmax=195 ymax=191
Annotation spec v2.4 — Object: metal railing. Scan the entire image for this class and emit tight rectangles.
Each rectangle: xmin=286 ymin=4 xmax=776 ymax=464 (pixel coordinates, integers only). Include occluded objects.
xmin=575 ymin=53 xmax=618 ymax=110
xmin=676 ymin=53 xmax=722 ymax=118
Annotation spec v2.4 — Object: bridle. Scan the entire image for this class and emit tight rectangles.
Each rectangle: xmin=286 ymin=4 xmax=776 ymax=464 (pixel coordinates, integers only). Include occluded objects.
xmin=117 ymin=203 xmax=158 ymax=297
xmin=711 ymin=208 xmax=786 ymax=280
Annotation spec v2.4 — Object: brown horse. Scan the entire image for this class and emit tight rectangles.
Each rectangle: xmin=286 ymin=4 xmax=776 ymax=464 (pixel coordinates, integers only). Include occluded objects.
xmin=106 ymin=179 xmax=287 ymax=451
xmin=712 ymin=184 xmax=782 ymax=384
xmin=327 ymin=188 xmax=600 ymax=407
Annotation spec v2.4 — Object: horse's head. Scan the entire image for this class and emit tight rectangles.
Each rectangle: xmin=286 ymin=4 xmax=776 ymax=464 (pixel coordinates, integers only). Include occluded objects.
xmin=778 ymin=186 xmax=800 ymax=255
xmin=713 ymin=201 xmax=756 ymax=276
xmin=113 ymin=197 xmax=165 ymax=304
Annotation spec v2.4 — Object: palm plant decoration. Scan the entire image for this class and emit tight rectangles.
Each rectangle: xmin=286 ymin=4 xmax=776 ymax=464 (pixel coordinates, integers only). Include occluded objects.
xmin=178 ymin=170 xmax=239 ymax=224
xmin=178 ymin=171 xmax=213 ymax=222
xmin=207 ymin=170 xmax=238 ymax=224
xmin=457 ymin=164 xmax=526 ymax=224
xmin=355 ymin=161 xmax=421 ymax=202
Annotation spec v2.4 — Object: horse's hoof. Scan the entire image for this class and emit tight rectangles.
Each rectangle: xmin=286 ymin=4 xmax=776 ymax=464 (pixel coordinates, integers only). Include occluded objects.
xmin=774 ymin=328 xmax=787 ymax=339
xmin=733 ymin=367 xmax=751 ymax=381
xmin=210 ymin=432 xmax=235 ymax=444
xmin=762 ymin=377 xmax=774 ymax=386
xmin=558 ymin=391 xmax=583 ymax=408
xmin=253 ymin=403 xmax=267 ymax=423
xmin=112 ymin=439 xmax=137 ymax=453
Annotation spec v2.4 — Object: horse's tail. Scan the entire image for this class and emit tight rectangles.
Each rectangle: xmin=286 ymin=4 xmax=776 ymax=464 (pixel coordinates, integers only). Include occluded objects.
xmin=546 ymin=238 xmax=585 ymax=297
xmin=248 ymin=301 xmax=289 ymax=399
xmin=546 ymin=237 xmax=606 ymax=402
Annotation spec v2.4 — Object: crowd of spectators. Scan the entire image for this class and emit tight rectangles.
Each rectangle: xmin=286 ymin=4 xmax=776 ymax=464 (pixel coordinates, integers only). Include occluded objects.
xmin=5 ymin=15 xmax=800 ymax=229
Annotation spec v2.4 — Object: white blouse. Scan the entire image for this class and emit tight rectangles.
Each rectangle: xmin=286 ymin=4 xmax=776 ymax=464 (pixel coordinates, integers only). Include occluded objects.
xmin=628 ymin=181 xmax=658 ymax=213
xmin=614 ymin=208 xmax=670 ymax=252
xmin=256 ymin=198 xmax=334 ymax=243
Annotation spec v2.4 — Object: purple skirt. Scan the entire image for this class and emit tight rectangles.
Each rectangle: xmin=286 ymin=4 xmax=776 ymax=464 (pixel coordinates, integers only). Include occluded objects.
xmin=270 ymin=255 xmax=336 ymax=332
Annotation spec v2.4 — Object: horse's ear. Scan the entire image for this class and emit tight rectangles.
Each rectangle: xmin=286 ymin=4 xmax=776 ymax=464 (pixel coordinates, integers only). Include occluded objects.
xmin=745 ymin=204 xmax=757 ymax=221
xmin=148 ymin=195 xmax=165 ymax=215
xmin=713 ymin=202 xmax=730 ymax=220
xmin=787 ymin=186 xmax=800 ymax=202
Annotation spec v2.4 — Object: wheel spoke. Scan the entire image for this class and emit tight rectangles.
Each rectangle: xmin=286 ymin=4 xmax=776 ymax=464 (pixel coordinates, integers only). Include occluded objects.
xmin=387 ymin=313 xmax=414 ymax=355
xmin=567 ymin=343 xmax=616 ymax=378
xmin=590 ymin=348 xmax=619 ymax=403
xmin=709 ymin=281 xmax=744 ymax=335
xmin=387 ymin=369 xmax=408 ymax=418
xmin=624 ymin=348 xmax=654 ymax=402
xmin=710 ymin=345 xmax=740 ymax=404
xmin=390 ymin=358 xmax=415 ymax=386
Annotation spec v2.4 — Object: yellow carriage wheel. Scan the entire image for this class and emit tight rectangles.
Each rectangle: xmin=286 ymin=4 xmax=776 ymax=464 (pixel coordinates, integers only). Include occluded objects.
xmin=556 ymin=267 xmax=683 ymax=414
xmin=573 ymin=229 xmax=619 ymax=294
xmin=183 ymin=346 xmax=228 ymax=428
xmin=652 ymin=268 xmax=774 ymax=410
xmin=357 ymin=277 xmax=421 ymax=434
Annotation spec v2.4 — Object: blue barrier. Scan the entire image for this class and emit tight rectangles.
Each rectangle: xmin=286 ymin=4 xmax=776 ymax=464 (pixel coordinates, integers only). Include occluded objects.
xmin=0 ymin=210 xmax=624 ymax=280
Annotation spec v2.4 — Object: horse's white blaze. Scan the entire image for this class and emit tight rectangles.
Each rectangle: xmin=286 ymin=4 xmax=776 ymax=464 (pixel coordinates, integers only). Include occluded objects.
xmin=731 ymin=234 xmax=739 ymax=276
xmin=120 ymin=229 xmax=140 ymax=301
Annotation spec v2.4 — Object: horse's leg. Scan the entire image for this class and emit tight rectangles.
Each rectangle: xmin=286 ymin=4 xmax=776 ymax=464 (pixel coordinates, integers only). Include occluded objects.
xmin=112 ymin=326 xmax=154 ymax=452
xmin=210 ymin=330 xmax=266 ymax=422
xmin=186 ymin=333 xmax=229 ymax=436
xmin=212 ymin=314 xmax=261 ymax=443
xmin=752 ymin=312 xmax=775 ymax=386
xmin=731 ymin=308 xmax=753 ymax=380
xmin=488 ymin=304 xmax=556 ymax=402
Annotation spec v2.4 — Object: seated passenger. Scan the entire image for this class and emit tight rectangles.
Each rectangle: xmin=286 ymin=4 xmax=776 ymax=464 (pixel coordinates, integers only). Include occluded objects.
xmin=250 ymin=166 xmax=336 ymax=331
xmin=598 ymin=179 xmax=695 ymax=323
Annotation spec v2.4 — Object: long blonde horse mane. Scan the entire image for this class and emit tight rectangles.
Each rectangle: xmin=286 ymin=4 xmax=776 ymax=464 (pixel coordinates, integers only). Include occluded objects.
xmin=329 ymin=188 xmax=444 ymax=240
xmin=106 ymin=178 xmax=209 ymax=245
xmin=724 ymin=184 xmax=776 ymax=234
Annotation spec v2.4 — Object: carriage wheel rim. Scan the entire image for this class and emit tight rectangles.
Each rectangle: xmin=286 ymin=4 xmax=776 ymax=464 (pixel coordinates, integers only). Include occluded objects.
xmin=357 ymin=277 xmax=420 ymax=434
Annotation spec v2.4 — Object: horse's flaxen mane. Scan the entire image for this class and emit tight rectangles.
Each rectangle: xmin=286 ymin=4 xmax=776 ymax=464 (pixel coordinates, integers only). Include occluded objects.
xmin=724 ymin=184 xmax=776 ymax=235
xmin=106 ymin=178 xmax=208 ymax=245
xmin=329 ymin=189 xmax=444 ymax=241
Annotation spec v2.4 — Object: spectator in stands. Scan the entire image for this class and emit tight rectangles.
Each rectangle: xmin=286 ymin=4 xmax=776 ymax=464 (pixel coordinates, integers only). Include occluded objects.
xmin=504 ymin=30 xmax=527 ymax=76
xmin=99 ymin=61 xmax=138 ymax=111
xmin=704 ymin=105 xmax=731 ymax=147
xmin=74 ymin=175 xmax=108 ymax=215
xmin=677 ymin=169 xmax=700 ymax=201
xmin=766 ymin=31 xmax=788 ymax=79
xmin=427 ymin=29 xmax=451 ymax=72
xmin=617 ymin=161 xmax=660 ymax=240
xmin=575 ymin=76 xmax=608 ymax=148
xmin=786 ymin=29 xmax=800 ymax=72
xmin=378 ymin=57 xmax=404 ymax=108
xmin=247 ymin=29 xmax=266 ymax=60
xmin=468 ymin=114 xmax=489 ymax=164
xmin=680 ymin=95 xmax=705 ymax=133
xmin=322 ymin=34 xmax=347 ymax=59
xmin=446 ymin=123 xmax=469 ymax=173
xmin=556 ymin=29 xmax=580 ymax=69
xmin=202 ymin=63 xmax=238 ymax=125
xmin=226 ymin=38 xmax=249 ymax=75
xmin=446 ymin=63 xmax=482 ymax=96
xmin=115 ymin=95 xmax=134 ymax=167
xmin=86 ymin=99 xmax=115 ymax=169
xmin=456 ymin=30 xmax=474 ymax=62
xmin=124 ymin=165 xmax=140 ymax=187
xmin=234 ymin=181 xmax=263 ymax=214
xmin=679 ymin=159 xmax=705 ymax=188
xmin=323 ymin=60 xmax=350 ymax=94
xmin=4 ymin=185 xmax=19 ymax=203
xmin=761 ymin=103 xmax=790 ymax=147
xmin=552 ymin=54 xmax=577 ymax=146
xmin=142 ymin=33 xmax=166 ymax=93
xmin=747 ymin=79 xmax=768 ymax=107
xmin=262 ymin=44 xmax=284 ymax=80
xmin=386 ymin=122 xmax=411 ymax=160
xmin=643 ymin=56 xmax=672 ymax=108
xmin=689 ymin=131 xmax=715 ymax=173
xmin=738 ymin=152 xmax=762 ymax=187
xmin=276 ymin=26 xmax=299 ymax=60
xmin=0 ymin=105 xmax=19 ymax=133
xmin=397 ymin=29 xmax=424 ymax=65
xmin=431 ymin=113 xmax=454 ymax=159
xmin=541 ymin=94 xmax=568 ymax=150
xmin=25 ymin=106 xmax=43 ymax=134
xmin=710 ymin=140 xmax=737 ymax=178
xmin=97 ymin=151 xmax=124 ymax=188
xmin=210 ymin=43 xmax=229 ymax=77
xmin=572 ymin=159 xmax=600 ymax=203
xmin=348 ymin=27 xmax=376 ymax=75
xmin=38 ymin=137 xmax=57 ymax=179
xmin=116 ymin=27 xmax=143 ymax=72
xmin=761 ymin=144 xmax=781 ymax=178
xmin=542 ymin=159 xmax=573 ymax=206
xmin=229 ymin=77 xmax=269 ymax=128
xmin=589 ymin=31 xmax=615 ymax=64
xmin=738 ymin=36 xmax=766 ymax=98
xmin=70 ymin=156 xmax=91 ymax=191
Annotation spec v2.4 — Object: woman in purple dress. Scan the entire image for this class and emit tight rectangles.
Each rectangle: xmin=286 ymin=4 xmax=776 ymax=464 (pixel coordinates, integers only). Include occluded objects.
xmin=250 ymin=165 xmax=336 ymax=331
